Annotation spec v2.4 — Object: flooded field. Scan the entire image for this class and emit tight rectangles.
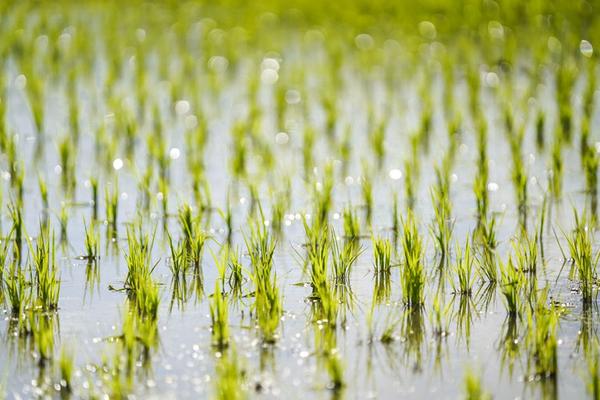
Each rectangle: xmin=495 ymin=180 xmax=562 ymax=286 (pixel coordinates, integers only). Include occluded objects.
xmin=0 ymin=1 xmax=599 ymax=399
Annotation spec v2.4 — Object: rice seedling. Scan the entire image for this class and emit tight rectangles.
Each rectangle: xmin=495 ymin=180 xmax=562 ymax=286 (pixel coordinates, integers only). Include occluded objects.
xmin=28 ymin=224 xmax=60 ymax=311
xmin=342 ymin=206 xmax=360 ymax=240
xmin=452 ymin=240 xmax=475 ymax=296
xmin=4 ymin=261 xmax=31 ymax=315
xmin=313 ymin=163 xmax=334 ymax=229
xmin=361 ymin=169 xmax=374 ymax=226
xmin=83 ymin=219 xmax=99 ymax=261
xmin=526 ymin=289 xmax=558 ymax=380
xmin=90 ymin=177 xmax=99 ymax=220
xmin=226 ymin=247 xmax=244 ymax=298
xmin=512 ymin=229 xmax=538 ymax=274
xmin=370 ymin=121 xmax=386 ymax=168
xmin=430 ymin=166 xmax=453 ymax=261
xmin=464 ymin=367 xmax=491 ymax=400
xmin=210 ymin=278 xmax=230 ymax=349
xmin=59 ymin=345 xmax=74 ymax=393
xmin=8 ymin=202 xmax=23 ymax=263
xmin=214 ymin=348 xmax=247 ymax=400
xmin=588 ymin=347 xmax=600 ymax=400
xmin=549 ymin=135 xmax=564 ymax=199
xmin=564 ymin=210 xmax=599 ymax=304
xmin=245 ymin=210 xmax=281 ymax=342
xmin=105 ymin=181 xmax=119 ymax=233
xmin=499 ymin=256 xmax=524 ymax=316
xmin=430 ymin=293 xmax=451 ymax=337
xmin=58 ymin=136 xmax=76 ymax=197
xmin=124 ymin=225 xmax=160 ymax=319
xmin=372 ymin=236 xmax=391 ymax=273
xmin=332 ymin=232 xmax=362 ymax=283
xmin=475 ymin=216 xmax=498 ymax=283
xmin=177 ymin=203 xmax=208 ymax=270
xmin=400 ymin=213 xmax=426 ymax=307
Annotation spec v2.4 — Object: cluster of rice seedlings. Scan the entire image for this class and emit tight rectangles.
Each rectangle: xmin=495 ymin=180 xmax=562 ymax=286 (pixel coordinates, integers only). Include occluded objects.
xmin=83 ymin=219 xmax=99 ymax=261
xmin=499 ymin=256 xmax=525 ymax=316
xmin=245 ymin=211 xmax=281 ymax=343
xmin=28 ymin=224 xmax=60 ymax=311
xmin=210 ymin=252 xmax=230 ymax=349
xmin=512 ymin=229 xmax=539 ymax=274
xmin=303 ymin=221 xmax=339 ymax=326
xmin=372 ymin=236 xmax=391 ymax=273
xmin=452 ymin=240 xmax=475 ymax=296
xmin=475 ymin=216 xmax=498 ymax=283
xmin=564 ymin=211 xmax=599 ymax=304
xmin=342 ymin=206 xmax=360 ymax=240
xmin=123 ymin=226 xmax=159 ymax=319
xmin=400 ymin=214 xmax=426 ymax=307
xmin=525 ymin=290 xmax=558 ymax=381
xmin=177 ymin=203 xmax=208 ymax=271
xmin=331 ymin=233 xmax=361 ymax=284
xmin=5 ymin=261 xmax=31 ymax=316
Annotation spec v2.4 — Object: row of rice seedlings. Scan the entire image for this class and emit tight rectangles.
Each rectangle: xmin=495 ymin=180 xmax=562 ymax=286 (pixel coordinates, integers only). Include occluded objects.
xmin=245 ymin=210 xmax=281 ymax=343
xmin=564 ymin=211 xmax=599 ymax=304
xmin=400 ymin=213 xmax=426 ymax=307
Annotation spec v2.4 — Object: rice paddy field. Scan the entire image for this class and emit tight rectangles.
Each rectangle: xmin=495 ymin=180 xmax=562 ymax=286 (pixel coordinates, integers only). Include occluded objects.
xmin=1 ymin=0 xmax=600 ymax=398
